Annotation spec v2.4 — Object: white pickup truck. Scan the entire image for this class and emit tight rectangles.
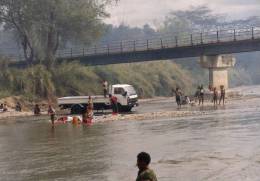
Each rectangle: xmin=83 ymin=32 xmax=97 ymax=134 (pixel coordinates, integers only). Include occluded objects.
xmin=58 ymin=84 xmax=138 ymax=114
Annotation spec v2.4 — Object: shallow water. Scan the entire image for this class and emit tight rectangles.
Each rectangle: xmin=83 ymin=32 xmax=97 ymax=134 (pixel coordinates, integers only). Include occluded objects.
xmin=0 ymin=86 xmax=260 ymax=181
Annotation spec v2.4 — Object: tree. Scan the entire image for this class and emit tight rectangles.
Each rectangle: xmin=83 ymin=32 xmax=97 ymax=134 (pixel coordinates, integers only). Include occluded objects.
xmin=0 ymin=0 xmax=118 ymax=68
xmin=159 ymin=6 xmax=260 ymax=34
xmin=158 ymin=6 xmax=224 ymax=36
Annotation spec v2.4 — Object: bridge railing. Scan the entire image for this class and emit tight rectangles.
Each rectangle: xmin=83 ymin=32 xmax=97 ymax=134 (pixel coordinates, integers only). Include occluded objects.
xmin=56 ymin=26 xmax=260 ymax=59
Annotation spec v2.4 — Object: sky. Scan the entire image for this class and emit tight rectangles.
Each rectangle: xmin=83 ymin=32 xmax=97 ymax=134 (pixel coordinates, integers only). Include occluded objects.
xmin=105 ymin=0 xmax=260 ymax=27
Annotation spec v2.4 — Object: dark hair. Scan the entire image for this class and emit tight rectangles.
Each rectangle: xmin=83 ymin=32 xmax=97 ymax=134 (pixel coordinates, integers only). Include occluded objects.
xmin=137 ymin=152 xmax=151 ymax=165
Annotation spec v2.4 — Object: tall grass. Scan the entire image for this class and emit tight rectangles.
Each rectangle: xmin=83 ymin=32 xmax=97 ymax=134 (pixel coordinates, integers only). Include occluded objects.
xmin=5 ymin=59 xmax=253 ymax=101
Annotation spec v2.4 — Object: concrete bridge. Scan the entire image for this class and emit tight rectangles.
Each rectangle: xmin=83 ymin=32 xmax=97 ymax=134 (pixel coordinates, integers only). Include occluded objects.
xmin=6 ymin=26 xmax=260 ymax=89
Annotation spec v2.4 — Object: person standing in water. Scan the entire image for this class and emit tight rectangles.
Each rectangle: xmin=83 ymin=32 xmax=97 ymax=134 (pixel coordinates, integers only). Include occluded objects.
xmin=213 ymin=87 xmax=218 ymax=106
xmin=34 ymin=104 xmax=41 ymax=115
xmin=219 ymin=85 xmax=226 ymax=105
xmin=15 ymin=102 xmax=22 ymax=112
xmin=83 ymin=96 xmax=94 ymax=124
xmin=48 ymin=105 xmax=56 ymax=126
xmin=199 ymin=85 xmax=204 ymax=106
xmin=174 ymin=87 xmax=182 ymax=109
xmin=136 ymin=152 xmax=158 ymax=181
xmin=194 ymin=86 xmax=200 ymax=103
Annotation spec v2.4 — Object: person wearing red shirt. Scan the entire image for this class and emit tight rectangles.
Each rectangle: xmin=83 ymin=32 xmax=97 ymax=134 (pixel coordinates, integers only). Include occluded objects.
xmin=109 ymin=94 xmax=118 ymax=115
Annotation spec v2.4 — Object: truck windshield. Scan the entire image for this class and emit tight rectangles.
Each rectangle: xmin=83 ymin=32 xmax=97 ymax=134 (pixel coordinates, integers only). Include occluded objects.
xmin=125 ymin=86 xmax=137 ymax=95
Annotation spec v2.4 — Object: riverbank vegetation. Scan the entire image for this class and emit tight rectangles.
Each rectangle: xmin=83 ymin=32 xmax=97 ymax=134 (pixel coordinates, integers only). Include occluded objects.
xmin=0 ymin=57 xmax=251 ymax=102
xmin=0 ymin=60 xmax=198 ymax=100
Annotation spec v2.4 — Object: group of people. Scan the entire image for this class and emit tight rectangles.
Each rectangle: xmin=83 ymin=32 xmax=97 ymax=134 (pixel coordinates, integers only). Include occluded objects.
xmin=173 ymin=84 xmax=226 ymax=108
xmin=195 ymin=85 xmax=205 ymax=105
xmin=195 ymin=84 xmax=226 ymax=106
xmin=172 ymin=88 xmax=191 ymax=108
xmin=212 ymin=85 xmax=226 ymax=106
xmin=33 ymin=103 xmax=56 ymax=126
xmin=0 ymin=103 xmax=8 ymax=112
xmin=44 ymin=80 xmax=117 ymax=127
xmin=0 ymin=102 xmax=22 ymax=113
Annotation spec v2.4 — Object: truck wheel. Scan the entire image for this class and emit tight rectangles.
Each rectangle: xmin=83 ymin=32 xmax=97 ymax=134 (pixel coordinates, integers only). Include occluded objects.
xmin=118 ymin=104 xmax=132 ymax=112
xmin=123 ymin=106 xmax=132 ymax=112
xmin=71 ymin=104 xmax=84 ymax=114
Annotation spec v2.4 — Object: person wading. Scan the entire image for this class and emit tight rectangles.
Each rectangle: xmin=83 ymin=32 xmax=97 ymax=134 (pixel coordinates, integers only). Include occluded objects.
xmin=174 ymin=87 xmax=182 ymax=109
xmin=48 ymin=105 xmax=56 ymax=126
xmin=136 ymin=152 xmax=158 ymax=181
xmin=34 ymin=104 xmax=41 ymax=115
xmin=83 ymin=96 xmax=94 ymax=124
xmin=213 ymin=87 xmax=218 ymax=106
xmin=199 ymin=85 xmax=205 ymax=106
xmin=15 ymin=102 xmax=22 ymax=112
xmin=219 ymin=85 xmax=226 ymax=105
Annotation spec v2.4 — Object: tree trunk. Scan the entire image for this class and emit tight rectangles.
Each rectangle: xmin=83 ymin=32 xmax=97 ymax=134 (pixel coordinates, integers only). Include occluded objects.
xmin=45 ymin=11 xmax=59 ymax=70
xmin=21 ymin=34 xmax=34 ymax=65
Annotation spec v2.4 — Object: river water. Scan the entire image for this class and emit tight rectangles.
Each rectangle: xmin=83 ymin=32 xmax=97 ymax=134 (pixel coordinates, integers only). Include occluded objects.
xmin=0 ymin=86 xmax=260 ymax=181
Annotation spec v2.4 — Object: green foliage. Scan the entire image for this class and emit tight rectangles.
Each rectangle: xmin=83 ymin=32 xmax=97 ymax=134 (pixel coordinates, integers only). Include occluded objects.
xmin=0 ymin=60 xmax=55 ymax=100
xmin=0 ymin=0 xmax=117 ymax=66
xmin=0 ymin=60 xmax=202 ymax=99
xmin=51 ymin=62 xmax=101 ymax=96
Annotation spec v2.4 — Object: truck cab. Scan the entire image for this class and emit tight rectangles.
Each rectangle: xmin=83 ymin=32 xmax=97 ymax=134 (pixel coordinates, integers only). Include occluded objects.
xmin=110 ymin=84 xmax=138 ymax=112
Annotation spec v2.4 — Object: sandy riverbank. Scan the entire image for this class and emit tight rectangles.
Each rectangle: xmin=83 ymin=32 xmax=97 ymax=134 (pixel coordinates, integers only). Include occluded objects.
xmin=0 ymin=97 xmax=50 ymax=123
xmin=94 ymin=94 xmax=258 ymax=123
xmin=93 ymin=110 xmax=207 ymax=123
xmin=0 ymin=86 xmax=259 ymax=124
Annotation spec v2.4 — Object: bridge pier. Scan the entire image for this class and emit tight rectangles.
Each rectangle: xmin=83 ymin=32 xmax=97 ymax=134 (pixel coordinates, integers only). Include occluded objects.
xmin=200 ymin=54 xmax=236 ymax=89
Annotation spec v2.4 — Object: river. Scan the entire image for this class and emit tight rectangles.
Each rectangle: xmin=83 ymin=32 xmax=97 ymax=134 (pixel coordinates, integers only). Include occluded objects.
xmin=0 ymin=86 xmax=260 ymax=181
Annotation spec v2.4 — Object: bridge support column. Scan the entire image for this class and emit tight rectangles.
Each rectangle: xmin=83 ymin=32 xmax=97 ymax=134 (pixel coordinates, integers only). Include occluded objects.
xmin=200 ymin=54 xmax=236 ymax=89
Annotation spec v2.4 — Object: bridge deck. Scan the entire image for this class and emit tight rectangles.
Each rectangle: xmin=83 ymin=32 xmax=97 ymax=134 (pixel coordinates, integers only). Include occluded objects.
xmin=3 ymin=26 xmax=260 ymax=66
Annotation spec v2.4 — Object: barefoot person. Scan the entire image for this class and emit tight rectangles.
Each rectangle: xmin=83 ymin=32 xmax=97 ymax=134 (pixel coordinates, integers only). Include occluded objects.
xmin=174 ymin=87 xmax=182 ymax=109
xmin=219 ymin=85 xmax=226 ymax=105
xmin=34 ymin=104 xmax=41 ymax=115
xmin=3 ymin=103 xmax=8 ymax=112
xmin=83 ymin=96 xmax=94 ymax=124
xmin=48 ymin=105 xmax=56 ymax=126
xmin=15 ymin=102 xmax=22 ymax=112
xmin=136 ymin=152 xmax=158 ymax=181
xmin=213 ymin=87 xmax=218 ymax=106
xmin=199 ymin=85 xmax=205 ymax=106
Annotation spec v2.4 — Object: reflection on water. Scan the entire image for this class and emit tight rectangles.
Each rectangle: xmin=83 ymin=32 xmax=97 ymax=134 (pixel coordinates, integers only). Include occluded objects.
xmin=0 ymin=93 xmax=260 ymax=180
